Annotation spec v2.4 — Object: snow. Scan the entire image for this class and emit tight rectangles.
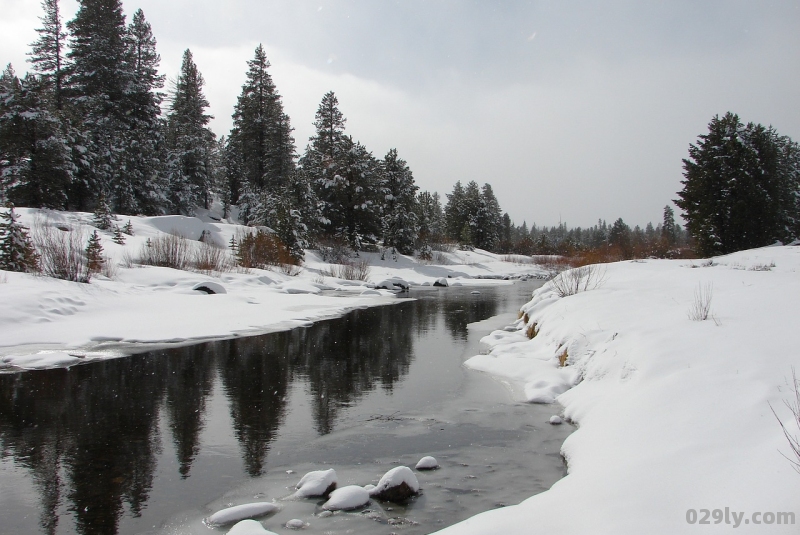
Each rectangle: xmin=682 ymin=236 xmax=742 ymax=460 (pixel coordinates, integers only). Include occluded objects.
xmin=415 ymin=456 xmax=439 ymax=470
xmin=548 ymin=415 xmax=563 ymax=425
xmin=226 ymin=519 xmax=279 ymax=535
xmin=439 ymin=246 xmax=800 ymax=535
xmin=285 ymin=519 xmax=307 ymax=529
xmin=322 ymin=485 xmax=370 ymax=510
xmin=369 ymin=466 xmax=420 ymax=496
xmin=206 ymin=503 xmax=280 ymax=526
xmin=294 ymin=468 xmax=337 ymax=498
xmin=0 ymin=209 xmax=548 ymax=370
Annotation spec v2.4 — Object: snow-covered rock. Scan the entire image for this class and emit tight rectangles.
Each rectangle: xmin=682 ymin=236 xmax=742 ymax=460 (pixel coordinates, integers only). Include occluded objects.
xmin=415 ymin=456 xmax=439 ymax=470
xmin=322 ymin=485 xmax=370 ymax=511
xmin=433 ymin=278 xmax=448 ymax=287
xmin=206 ymin=503 xmax=279 ymax=526
xmin=368 ymin=466 xmax=420 ymax=502
xmin=285 ymin=519 xmax=307 ymax=529
xmin=226 ymin=519 xmax=279 ymax=535
xmin=294 ymin=468 xmax=337 ymax=497
xmin=470 ymin=290 xmax=481 ymax=295
xmin=548 ymin=415 xmax=563 ymax=425
xmin=192 ymin=281 xmax=227 ymax=294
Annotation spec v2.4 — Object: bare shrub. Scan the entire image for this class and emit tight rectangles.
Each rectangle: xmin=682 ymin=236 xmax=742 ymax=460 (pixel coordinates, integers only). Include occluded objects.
xmin=33 ymin=222 xmax=89 ymax=282
xmin=503 ymin=254 xmax=535 ymax=265
xmin=280 ymin=263 xmax=303 ymax=276
xmin=236 ymin=229 xmax=294 ymax=269
xmin=771 ymin=369 xmax=800 ymax=474
xmin=120 ymin=249 xmax=137 ymax=269
xmin=139 ymin=233 xmax=191 ymax=270
xmin=317 ymin=237 xmax=352 ymax=264
xmin=321 ymin=259 xmax=371 ymax=282
xmin=749 ymin=262 xmax=775 ymax=271
xmin=101 ymin=256 xmax=117 ymax=279
xmin=193 ymin=241 xmax=233 ymax=274
xmin=432 ymin=251 xmax=451 ymax=265
xmin=688 ymin=282 xmax=713 ymax=321
xmin=548 ymin=264 xmax=607 ymax=297
xmin=431 ymin=242 xmax=456 ymax=253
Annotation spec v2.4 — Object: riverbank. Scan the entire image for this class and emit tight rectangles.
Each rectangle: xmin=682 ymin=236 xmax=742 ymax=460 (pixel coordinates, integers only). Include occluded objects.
xmin=0 ymin=208 xmax=547 ymax=371
xmin=442 ymin=245 xmax=800 ymax=534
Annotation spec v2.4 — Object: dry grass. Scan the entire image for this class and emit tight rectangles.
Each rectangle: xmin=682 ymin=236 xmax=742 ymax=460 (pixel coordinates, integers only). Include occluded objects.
xmin=139 ymin=233 xmax=191 ymax=270
xmin=321 ymin=259 xmax=371 ymax=282
xmin=558 ymin=348 xmax=569 ymax=367
xmin=33 ymin=221 xmax=90 ymax=283
xmin=193 ymin=241 xmax=233 ymax=275
xmin=549 ymin=264 xmax=607 ymax=297
xmin=526 ymin=322 xmax=539 ymax=339
xmin=771 ymin=369 xmax=800 ymax=474
xmin=688 ymin=282 xmax=713 ymax=321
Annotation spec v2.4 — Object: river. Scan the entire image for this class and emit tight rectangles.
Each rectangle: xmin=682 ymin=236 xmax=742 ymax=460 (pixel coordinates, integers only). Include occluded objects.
xmin=0 ymin=280 xmax=571 ymax=535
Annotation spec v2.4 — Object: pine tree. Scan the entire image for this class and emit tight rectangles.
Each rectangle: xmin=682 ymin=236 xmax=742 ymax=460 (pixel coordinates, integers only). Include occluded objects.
xmin=122 ymin=219 xmax=134 ymax=235
xmin=166 ymin=49 xmax=215 ymax=214
xmin=662 ymin=205 xmax=676 ymax=246
xmin=85 ymin=229 xmax=104 ymax=273
xmin=112 ymin=224 xmax=125 ymax=244
xmin=28 ymin=0 xmax=67 ymax=111
xmin=66 ymin=0 xmax=132 ymax=205
xmin=676 ymin=112 xmax=799 ymax=256
xmin=228 ymin=45 xmax=295 ymax=194
xmin=380 ymin=148 xmax=419 ymax=255
xmin=116 ymin=8 xmax=166 ymax=215
xmin=0 ymin=205 xmax=39 ymax=272
xmin=444 ymin=181 xmax=466 ymax=242
xmin=0 ymin=70 xmax=72 ymax=209
xmin=93 ymin=192 xmax=115 ymax=229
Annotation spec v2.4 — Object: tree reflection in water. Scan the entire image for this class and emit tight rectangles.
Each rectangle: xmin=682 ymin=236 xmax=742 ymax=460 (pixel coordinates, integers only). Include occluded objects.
xmin=0 ymin=287 xmax=499 ymax=535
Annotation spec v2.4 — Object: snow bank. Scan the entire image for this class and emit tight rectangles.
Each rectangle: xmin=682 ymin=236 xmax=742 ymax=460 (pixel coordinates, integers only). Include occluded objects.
xmin=443 ymin=246 xmax=800 ymax=534
xmin=0 ymin=209 xmax=548 ymax=369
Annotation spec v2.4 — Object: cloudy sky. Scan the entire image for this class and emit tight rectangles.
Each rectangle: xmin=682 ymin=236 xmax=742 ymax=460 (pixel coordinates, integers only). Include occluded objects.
xmin=2 ymin=1 xmax=799 ymax=228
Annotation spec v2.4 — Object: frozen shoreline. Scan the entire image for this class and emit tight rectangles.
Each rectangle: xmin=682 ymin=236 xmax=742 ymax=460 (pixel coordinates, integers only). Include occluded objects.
xmin=438 ymin=245 xmax=800 ymax=534
xmin=0 ymin=209 xmax=547 ymax=372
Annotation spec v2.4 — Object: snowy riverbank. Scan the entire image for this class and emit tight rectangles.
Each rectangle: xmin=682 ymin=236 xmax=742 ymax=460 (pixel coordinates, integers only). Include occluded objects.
xmin=0 ymin=208 xmax=547 ymax=371
xmin=441 ymin=245 xmax=800 ymax=534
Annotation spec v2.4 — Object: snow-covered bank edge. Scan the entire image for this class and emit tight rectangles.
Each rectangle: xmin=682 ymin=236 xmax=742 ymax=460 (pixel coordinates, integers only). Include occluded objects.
xmin=441 ymin=246 xmax=800 ymax=534
xmin=0 ymin=209 xmax=549 ymax=372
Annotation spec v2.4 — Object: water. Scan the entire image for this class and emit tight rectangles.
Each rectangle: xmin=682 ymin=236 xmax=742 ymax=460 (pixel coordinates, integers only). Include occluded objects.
xmin=0 ymin=281 xmax=571 ymax=535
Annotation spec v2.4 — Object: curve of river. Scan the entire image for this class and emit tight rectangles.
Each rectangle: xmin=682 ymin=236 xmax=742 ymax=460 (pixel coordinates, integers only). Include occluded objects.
xmin=0 ymin=280 xmax=571 ymax=535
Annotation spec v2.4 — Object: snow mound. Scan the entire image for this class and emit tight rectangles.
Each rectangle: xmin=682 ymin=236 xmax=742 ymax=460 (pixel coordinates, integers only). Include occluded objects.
xmin=470 ymin=290 xmax=481 ymax=295
xmin=360 ymin=289 xmax=382 ymax=296
xmin=226 ymin=519 xmax=279 ymax=535
xmin=433 ymin=278 xmax=448 ymax=287
xmin=207 ymin=503 xmax=279 ymax=525
xmin=548 ymin=415 xmax=563 ymax=425
xmin=279 ymin=281 xmax=322 ymax=295
xmin=415 ymin=456 xmax=439 ymax=470
xmin=322 ymin=485 xmax=370 ymax=511
xmin=193 ymin=281 xmax=227 ymax=294
xmin=368 ymin=466 xmax=419 ymax=501
xmin=294 ymin=468 xmax=337 ymax=497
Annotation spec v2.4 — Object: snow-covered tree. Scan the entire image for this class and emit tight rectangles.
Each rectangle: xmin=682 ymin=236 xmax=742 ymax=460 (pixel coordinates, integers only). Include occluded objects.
xmin=228 ymin=45 xmax=295 ymax=194
xmin=0 ymin=69 xmax=72 ymax=209
xmin=380 ymin=148 xmax=418 ymax=255
xmin=28 ymin=0 xmax=67 ymax=111
xmin=166 ymin=49 xmax=215 ymax=214
xmin=0 ymin=205 xmax=39 ymax=272
xmin=85 ymin=229 xmax=104 ymax=273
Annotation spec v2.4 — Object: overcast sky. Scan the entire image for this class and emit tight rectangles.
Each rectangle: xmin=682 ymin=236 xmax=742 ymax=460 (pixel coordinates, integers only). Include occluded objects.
xmin=2 ymin=1 xmax=799 ymax=228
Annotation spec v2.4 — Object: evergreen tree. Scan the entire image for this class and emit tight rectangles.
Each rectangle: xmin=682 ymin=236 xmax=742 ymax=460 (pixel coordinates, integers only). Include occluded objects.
xmin=0 ymin=69 xmax=72 ymax=208
xmin=122 ymin=219 xmax=134 ymax=235
xmin=381 ymin=148 xmax=418 ymax=255
xmin=444 ymin=181 xmax=466 ymax=242
xmin=228 ymin=45 xmax=295 ymax=194
xmin=472 ymin=183 xmax=502 ymax=251
xmin=112 ymin=224 xmax=125 ymax=244
xmin=416 ymin=190 xmax=444 ymax=250
xmin=85 ymin=229 xmax=104 ymax=273
xmin=0 ymin=205 xmax=39 ymax=272
xmin=609 ymin=217 xmax=632 ymax=258
xmin=166 ymin=49 xmax=215 ymax=214
xmin=117 ymin=8 xmax=166 ymax=215
xmin=93 ymin=192 xmax=115 ymax=229
xmin=66 ymin=0 xmax=132 ymax=207
xmin=662 ymin=205 xmax=676 ymax=246
xmin=28 ymin=0 xmax=67 ymax=111
xmin=676 ymin=112 xmax=799 ymax=256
